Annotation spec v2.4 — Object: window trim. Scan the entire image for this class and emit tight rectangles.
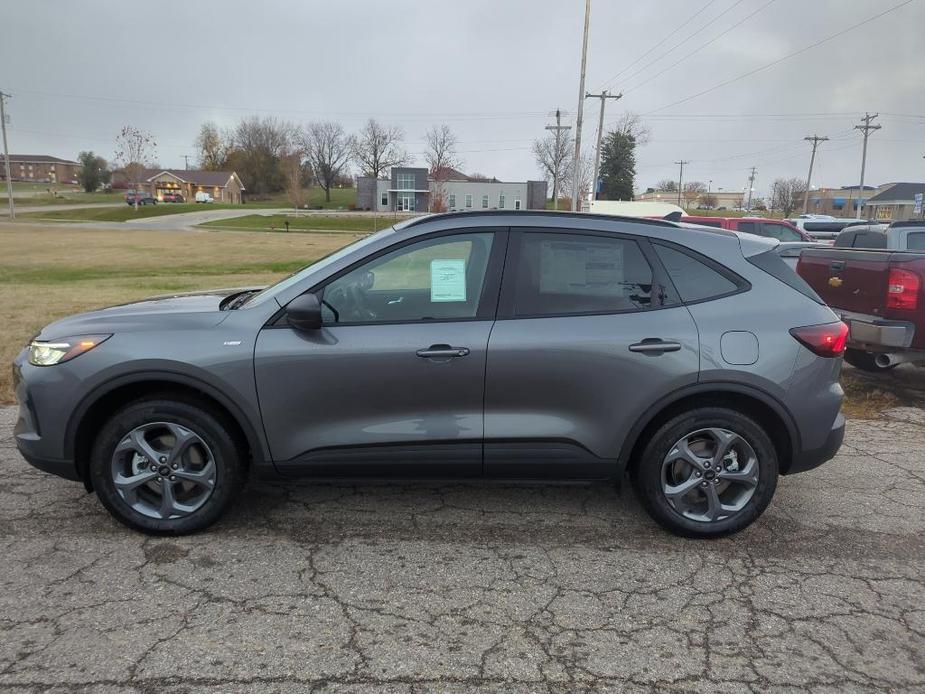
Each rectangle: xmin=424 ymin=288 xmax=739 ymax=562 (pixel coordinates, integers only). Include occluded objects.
xmin=650 ymin=239 xmax=751 ymax=306
xmin=269 ymin=228 xmax=510 ymax=328
xmin=448 ymin=193 xmax=456 ymax=208
xmin=496 ymin=228 xmax=680 ymax=321
xmin=481 ymin=194 xmax=490 ymax=209
xmin=465 ymin=194 xmax=473 ymax=208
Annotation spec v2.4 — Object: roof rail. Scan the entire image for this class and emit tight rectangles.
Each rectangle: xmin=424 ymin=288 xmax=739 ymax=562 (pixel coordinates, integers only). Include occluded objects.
xmin=402 ymin=209 xmax=679 ymax=229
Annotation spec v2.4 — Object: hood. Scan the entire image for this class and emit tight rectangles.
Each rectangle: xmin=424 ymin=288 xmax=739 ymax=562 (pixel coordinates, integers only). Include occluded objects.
xmin=36 ymin=287 xmax=261 ymax=340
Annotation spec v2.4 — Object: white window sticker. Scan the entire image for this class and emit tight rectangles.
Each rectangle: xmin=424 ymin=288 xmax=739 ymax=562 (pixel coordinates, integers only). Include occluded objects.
xmin=430 ymin=259 xmax=467 ymax=302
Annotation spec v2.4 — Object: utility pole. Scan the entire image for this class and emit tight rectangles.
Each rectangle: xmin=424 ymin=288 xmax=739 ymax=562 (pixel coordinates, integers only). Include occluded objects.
xmin=545 ymin=109 xmax=571 ymax=210
xmin=0 ymin=91 xmax=14 ymax=220
xmin=570 ymin=0 xmax=591 ymax=212
xmin=585 ymin=90 xmax=622 ymax=202
xmin=674 ymin=160 xmax=689 ymax=207
xmin=183 ymin=154 xmax=191 ymax=170
xmin=745 ymin=166 xmax=758 ymax=211
xmin=855 ymin=112 xmax=881 ymax=218
xmin=802 ymin=135 xmax=829 ymax=214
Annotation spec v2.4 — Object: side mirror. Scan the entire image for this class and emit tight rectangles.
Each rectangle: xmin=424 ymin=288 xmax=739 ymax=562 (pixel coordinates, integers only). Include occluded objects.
xmin=286 ymin=293 xmax=323 ymax=331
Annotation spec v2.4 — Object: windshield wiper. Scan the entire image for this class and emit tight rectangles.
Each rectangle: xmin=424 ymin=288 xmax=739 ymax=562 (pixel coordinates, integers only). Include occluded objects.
xmin=223 ymin=290 xmax=259 ymax=311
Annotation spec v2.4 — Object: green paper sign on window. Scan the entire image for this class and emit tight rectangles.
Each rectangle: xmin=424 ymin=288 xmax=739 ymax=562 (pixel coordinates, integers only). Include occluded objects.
xmin=430 ymin=259 xmax=467 ymax=302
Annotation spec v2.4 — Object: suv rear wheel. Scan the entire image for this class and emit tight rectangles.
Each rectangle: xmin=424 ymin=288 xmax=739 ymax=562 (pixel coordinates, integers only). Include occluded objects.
xmin=89 ymin=397 xmax=246 ymax=534
xmin=634 ymin=407 xmax=778 ymax=537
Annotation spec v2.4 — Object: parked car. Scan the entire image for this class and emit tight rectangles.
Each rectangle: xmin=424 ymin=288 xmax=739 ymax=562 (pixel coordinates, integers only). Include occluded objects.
xmin=774 ymin=241 xmax=819 ymax=269
xmin=832 ymin=221 xmax=925 ymax=251
xmin=14 ymin=211 xmax=846 ymax=537
xmin=195 ymin=191 xmax=214 ymax=203
xmin=681 ymin=216 xmax=813 ymax=242
xmin=162 ymin=192 xmax=185 ymax=203
xmin=797 ymin=230 xmax=925 ymax=371
xmin=788 ymin=218 xmax=868 ymax=243
xmin=124 ymin=191 xmax=157 ymax=206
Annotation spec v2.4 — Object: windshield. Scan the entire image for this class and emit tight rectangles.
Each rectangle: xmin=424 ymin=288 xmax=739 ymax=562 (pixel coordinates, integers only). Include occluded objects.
xmin=242 ymin=226 xmax=396 ymax=307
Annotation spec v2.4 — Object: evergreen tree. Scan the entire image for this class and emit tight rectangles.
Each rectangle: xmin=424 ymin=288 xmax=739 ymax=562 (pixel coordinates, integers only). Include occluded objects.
xmin=599 ymin=130 xmax=636 ymax=201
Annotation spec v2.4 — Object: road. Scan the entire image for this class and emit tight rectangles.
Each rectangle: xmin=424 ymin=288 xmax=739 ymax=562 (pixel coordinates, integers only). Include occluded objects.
xmin=1 ymin=406 xmax=923 ymax=691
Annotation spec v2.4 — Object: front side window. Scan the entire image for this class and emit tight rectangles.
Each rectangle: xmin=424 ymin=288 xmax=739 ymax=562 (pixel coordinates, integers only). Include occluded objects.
xmin=481 ymin=195 xmax=489 ymax=209
xmin=465 ymin=194 xmax=473 ymax=208
xmin=321 ymin=232 xmax=494 ymax=324
xmin=653 ymin=243 xmax=739 ymax=303
xmin=510 ymin=232 xmax=653 ymax=317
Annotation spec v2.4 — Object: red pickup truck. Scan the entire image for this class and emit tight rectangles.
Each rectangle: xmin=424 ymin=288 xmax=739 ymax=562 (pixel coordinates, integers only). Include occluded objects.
xmin=797 ymin=245 xmax=925 ymax=371
xmin=681 ymin=216 xmax=812 ymax=242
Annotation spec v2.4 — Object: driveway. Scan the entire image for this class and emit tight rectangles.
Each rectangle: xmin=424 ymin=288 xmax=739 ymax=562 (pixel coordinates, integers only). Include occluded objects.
xmin=1 ymin=406 xmax=923 ymax=691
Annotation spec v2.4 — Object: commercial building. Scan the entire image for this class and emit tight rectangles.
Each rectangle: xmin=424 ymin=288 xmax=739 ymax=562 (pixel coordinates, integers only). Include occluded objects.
xmin=113 ymin=169 xmax=246 ymax=203
xmin=356 ymin=167 xmax=547 ymax=213
xmin=803 ymin=185 xmax=880 ymax=217
xmin=635 ymin=189 xmax=745 ymax=210
xmin=0 ymin=155 xmax=79 ymax=184
xmin=863 ymin=182 xmax=925 ymax=221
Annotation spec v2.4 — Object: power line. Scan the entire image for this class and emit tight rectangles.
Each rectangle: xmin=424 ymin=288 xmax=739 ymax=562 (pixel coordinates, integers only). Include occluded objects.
xmin=620 ymin=0 xmax=777 ymax=96
xmin=594 ymin=0 xmax=720 ymax=90
xmin=644 ymin=0 xmax=917 ymax=114
xmin=606 ymin=0 xmax=750 ymax=92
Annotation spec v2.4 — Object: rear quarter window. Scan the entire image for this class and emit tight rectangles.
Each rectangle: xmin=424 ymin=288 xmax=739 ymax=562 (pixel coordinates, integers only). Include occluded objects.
xmin=747 ymin=250 xmax=823 ymax=304
xmin=652 ymin=243 xmax=742 ymax=303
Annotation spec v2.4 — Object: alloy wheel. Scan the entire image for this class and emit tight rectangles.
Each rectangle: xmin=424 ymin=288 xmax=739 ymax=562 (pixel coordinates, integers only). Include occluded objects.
xmin=110 ymin=422 xmax=217 ymax=520
xmin=661 ymin=427 xmax=760 ymax=523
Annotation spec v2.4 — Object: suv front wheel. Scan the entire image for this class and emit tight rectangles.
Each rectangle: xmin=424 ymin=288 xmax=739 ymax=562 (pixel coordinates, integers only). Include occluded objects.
xmin=90 ymin=397 xmax=246 ymax=534
xmin=634 ymin=407 xmax=779 ymax=537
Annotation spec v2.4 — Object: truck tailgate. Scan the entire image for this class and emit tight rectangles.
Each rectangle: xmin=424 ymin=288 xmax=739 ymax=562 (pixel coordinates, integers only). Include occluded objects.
xmin=797 ymin=249 xmax=891 ymax=316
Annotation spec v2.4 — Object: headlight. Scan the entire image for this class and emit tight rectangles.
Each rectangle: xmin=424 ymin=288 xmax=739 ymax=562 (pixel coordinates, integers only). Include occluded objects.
xmin=28 ymin=334 xmax=111 ymax=366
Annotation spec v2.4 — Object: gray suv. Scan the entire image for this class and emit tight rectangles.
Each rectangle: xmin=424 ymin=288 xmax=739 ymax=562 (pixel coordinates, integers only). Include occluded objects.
xmin=13 ymin=212 xmax=847 ymax=537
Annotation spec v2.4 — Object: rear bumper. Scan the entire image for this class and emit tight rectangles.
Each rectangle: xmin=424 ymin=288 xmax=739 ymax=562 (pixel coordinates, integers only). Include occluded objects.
xmin=839 ymin=310 xmax=915 ymax=350
xmin=787 ymin=412 xmax=845 ymax=475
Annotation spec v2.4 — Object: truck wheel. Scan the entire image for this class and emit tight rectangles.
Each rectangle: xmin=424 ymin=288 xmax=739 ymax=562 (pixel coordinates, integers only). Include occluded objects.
xmin=633 ymin=407 xmax=778 ymax=537
xmin=844 ymin=348 xmax=897 ymax=372
xmin=90 ymin=397 xmax=247 ymax=534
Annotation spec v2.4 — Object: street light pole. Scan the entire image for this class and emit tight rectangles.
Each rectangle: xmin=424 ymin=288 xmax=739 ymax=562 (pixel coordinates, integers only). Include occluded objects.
xmin=570 ymin=0 xmax=591 ymax=212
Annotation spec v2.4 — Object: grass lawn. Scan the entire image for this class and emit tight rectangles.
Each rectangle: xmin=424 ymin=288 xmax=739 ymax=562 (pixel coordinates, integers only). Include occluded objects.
xmin=200 ymin=213 xmax=407 ymax=233
xmin=20 ymin=203 xmax=246 ymax=222
xmin=1 ymin=191 xmax=123 ymax=206
xmin=0 ymin=224 xmax=359 ymax=403
xmin=253 ymin=187 xmax=357 ymax=209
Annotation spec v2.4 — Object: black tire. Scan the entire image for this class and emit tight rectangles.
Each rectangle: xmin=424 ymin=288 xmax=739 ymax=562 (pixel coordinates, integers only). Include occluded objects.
xmin=844 ymin=348 xmax=896 ymax=372
xmin=90 ymin=397 xmax=246 ymax=535
xmin=633 ymin=407 xmax=778 ymax=538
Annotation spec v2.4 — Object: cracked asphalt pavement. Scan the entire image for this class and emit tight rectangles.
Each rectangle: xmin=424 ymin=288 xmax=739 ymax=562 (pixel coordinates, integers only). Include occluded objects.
xmin=1 ymin=406 xmax=924 ymax=693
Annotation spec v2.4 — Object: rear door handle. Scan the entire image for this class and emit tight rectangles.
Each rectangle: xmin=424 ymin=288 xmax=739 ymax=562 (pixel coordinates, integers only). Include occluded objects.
xmin=416 ymin=344 xmax=470 ymax=359
xmin=629 ymin=339 xmax=682 ymax=354
xmin=829 ymin=260 xmax=845 ymax=272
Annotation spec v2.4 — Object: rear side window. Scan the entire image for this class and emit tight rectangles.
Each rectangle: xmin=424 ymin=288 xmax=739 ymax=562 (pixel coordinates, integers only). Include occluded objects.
xmin=747 ymin=250 xmax=823 ymax=304
xmin=760 ymin=222 xmax=802 ymax=242
xmin=653 ymin=244 xmax=739 ymax=303
xmin=737 ymin=221 xmax=757 ymax=235
xmin=853 ymin=232 xmax=887 ymax=248
xmin=511 ymin=232 xmax=654 ymax=316
xmin=907 ymin=232 xmax=925 ymax=250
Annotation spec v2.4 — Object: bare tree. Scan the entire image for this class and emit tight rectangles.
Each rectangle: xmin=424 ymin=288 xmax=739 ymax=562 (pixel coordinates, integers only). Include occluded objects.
xmin=533 ymin=131 xmax=571 ymax=209
xmin=682 ymin=181 xmax=707 ymax=208
xmin=352 ymin=119 xmax=408 ymax=179
xmin=423 ymin=124 xmax=461 ymax=173
xmin=561 ymin=152 xmax=595 ymax=204
xmin=655 ymin=179 xmax=678 ymax=192
xmin=113 ymin=126 xmax=157 ymax=210
xmin=302 ymin=121 xmax=352 ymax=202
xmin=611 ymin=112 xmax=651 ymax=146
xmin=700 ymin=193 xmax=719 ymax=209
xmin=424 ymin=124 xmax=461 ymax=212
xmin=281 ymin=150 xmax=307 ymax=210
xmin=225 ymin=116 xmax=295 ymax=197
xmin=771 ymin=177 xmax=806 ymax=217
xmin=195 ymin=122 xmax=226 ymax=170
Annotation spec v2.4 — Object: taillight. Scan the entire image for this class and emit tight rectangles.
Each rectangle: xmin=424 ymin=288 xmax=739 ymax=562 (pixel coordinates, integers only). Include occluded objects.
xmin=790 ymin=321 xmax=849 ymax=358
xmin=887 ymin=268 xmax=920 ymax=310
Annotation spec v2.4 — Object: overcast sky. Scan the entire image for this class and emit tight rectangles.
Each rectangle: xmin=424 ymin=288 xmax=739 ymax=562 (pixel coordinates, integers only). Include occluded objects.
xmin=3 ymin=0 xmax=924 ymax=199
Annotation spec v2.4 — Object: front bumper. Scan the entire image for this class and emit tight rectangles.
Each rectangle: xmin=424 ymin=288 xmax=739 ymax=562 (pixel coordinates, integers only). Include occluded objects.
xmin=12 ymin=354 xmax=80 ymax=481
xmin=787 ymin=412 xmax=845 ymax=475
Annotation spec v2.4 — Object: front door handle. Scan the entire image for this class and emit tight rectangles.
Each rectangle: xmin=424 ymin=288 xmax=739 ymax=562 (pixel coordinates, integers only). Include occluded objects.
xmin=629 ymin=339 xmax=682 ymax=354
xmin=416 ymin=344 xmax=470 ymax=359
